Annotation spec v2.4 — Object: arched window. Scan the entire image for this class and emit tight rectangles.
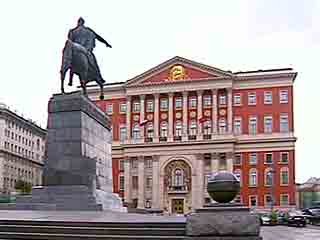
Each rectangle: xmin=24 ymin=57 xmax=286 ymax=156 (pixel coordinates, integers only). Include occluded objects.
xmin=234 ymin=169 xmax=242 ymax=186
xmin=265 ymin=168 xmax=274 ymax=186
xmin=280 ymin=167 xmax=289 ymax=185
xmin=203 ymin=120 xmax=212 ymax=135
xmin=175 ymin=121 xmax=182 ymax=137
xmin=172 ymin=169 xmax=184 ymax=187
xmin=132 ymin=124 xmax=140 ymax=140
xmin=160 ymin=122 xmax=168 ymax=137
xmin=189 ymin=120 xmax=197 ymax=136
xmin=249 ymin=168 xmax=257 ymax=186
xmin=146 ymin=123 xmax=154 ymax=138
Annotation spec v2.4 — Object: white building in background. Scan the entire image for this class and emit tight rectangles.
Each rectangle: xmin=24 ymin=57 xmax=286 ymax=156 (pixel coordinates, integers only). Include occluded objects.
xmin=0 ymin=103 xmax=46 ymax=193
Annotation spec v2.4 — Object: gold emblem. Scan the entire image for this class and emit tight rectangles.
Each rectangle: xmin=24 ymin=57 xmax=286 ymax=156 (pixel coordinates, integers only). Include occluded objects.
xmin=169 ymin=65 xmax=186 ymax=80
xmin=175 ymin=112 xmax=182 ymax=119
xmin=219 ymin=109 xmax=226 ymax=116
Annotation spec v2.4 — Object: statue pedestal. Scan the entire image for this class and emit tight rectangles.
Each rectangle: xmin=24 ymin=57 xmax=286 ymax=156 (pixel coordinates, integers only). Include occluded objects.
xmin=186 ymin=204 xmax=262 ymax=240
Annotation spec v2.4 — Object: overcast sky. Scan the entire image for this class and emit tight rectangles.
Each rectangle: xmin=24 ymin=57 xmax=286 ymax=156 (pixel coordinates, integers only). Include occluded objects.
xmin=0 ymin=0 xmax=318 ymax=183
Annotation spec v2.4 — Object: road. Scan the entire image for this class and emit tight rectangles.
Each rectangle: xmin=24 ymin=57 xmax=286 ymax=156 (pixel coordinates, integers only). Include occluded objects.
xmin=261 ymin=225 xmax=320 ymax=240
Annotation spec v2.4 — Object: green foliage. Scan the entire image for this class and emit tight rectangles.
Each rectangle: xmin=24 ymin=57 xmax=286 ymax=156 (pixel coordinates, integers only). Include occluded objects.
xmin=14 ymin=180 xmax=32 ymax=194
xmin=270 ymin=210 xmax=278 ymax=224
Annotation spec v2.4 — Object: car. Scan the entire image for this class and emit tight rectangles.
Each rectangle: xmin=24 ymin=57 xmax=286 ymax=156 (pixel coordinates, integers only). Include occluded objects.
xmin=259 ymin=213 xmax=272 ymax=225
xmin=286 ymin=210 xmax=307 ymax=227
xmin=302 ymin=208 xmax=320 ymax=225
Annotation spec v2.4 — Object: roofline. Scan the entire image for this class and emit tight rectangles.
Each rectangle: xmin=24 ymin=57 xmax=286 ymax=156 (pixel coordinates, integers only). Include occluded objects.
xmin=234 ymin=68 xmax=293 ymax=74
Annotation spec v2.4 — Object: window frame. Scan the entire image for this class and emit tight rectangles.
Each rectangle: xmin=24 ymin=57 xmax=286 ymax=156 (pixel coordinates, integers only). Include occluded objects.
xmin=203 ymin=95 xmax=212 ymax=107
xmin=279 ymin=90 xmax=289 ymax=104
xmin=280 ymin=194 xmax=289 ymax=206
xmin=280 ymin=152 xmax=289 ymax=164
xmin=249 ymin=153 xmax=258 ymax=165
xmin=280 ymin=167 xmax=289 ymax=186
xmin=160 ymin=98 xmax=168 ymax=111
xmin=264 ymin=153 xmax=273 ymax=164
xmin=133 ymin=101 xmax=140 ymax=113
xmin=233 ymin=93 xmax=242 ymax=106
xmin=189 ymin=96 xmax=197 ymax=109
xmin=119 ymin=103 xmax=127 ymax=113
xmin=249 ymin=116 xmax=257 ymax=135
xmin=233 ymin=117 xmax=242 ymax=135
xmin=264 ymin=168 xmax=274 ymax=186
xmin=248 ymin=92 xmax=256 ymax=105
xmin=175 ymin=97 xmax=182 ymax=109
xmin=106 ymin=104 xmax=113 ymax=115
xmin=280 ymin=113 xmax=289 ymax=132
xmin=264 ymin=115 xmax=273 ymax=133
xmin=249 ymin=168 xmax=258 ymax=187
xmin=146 ymin=100 xmax=154 ymax=112
xmin=234 ymin=153 xmax=242 ymax=165
xmin=264 ymin=91 xmax=273 ymax=104
xmin=249 ymin=195 xmax=258 ymax=207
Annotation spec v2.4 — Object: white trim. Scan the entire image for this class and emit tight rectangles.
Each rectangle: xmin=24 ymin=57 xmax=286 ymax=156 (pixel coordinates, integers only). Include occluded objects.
xmin=264 ymin=152 xmax=273 ymax=164
xmin=280 ymin=167 xmax=289 ymax=186
xmin=249 ymin=195 xmax=258 ymax=207
xmin=280 ymin=193 xmax=290 ymax=206
xmin=279 ymin=152 xmax=289 ymax=164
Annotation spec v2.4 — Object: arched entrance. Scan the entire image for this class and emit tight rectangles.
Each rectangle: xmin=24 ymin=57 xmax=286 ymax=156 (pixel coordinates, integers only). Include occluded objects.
xmin=163 ymin=160 xmax=192 ymax=214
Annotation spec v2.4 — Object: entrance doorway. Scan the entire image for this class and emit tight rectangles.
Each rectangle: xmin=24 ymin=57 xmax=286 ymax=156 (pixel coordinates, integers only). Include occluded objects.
xmin=172 ymin=199 xmax=184 ymax=214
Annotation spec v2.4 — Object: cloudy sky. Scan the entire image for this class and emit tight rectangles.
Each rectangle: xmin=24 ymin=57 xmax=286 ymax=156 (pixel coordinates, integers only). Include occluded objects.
xmin=0 ymin=0 xmax=318 ymax=183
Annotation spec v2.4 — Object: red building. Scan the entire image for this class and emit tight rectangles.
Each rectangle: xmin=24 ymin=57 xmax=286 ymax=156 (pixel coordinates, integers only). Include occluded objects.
xmin=88 ymin=56 xmax=297 ymax=213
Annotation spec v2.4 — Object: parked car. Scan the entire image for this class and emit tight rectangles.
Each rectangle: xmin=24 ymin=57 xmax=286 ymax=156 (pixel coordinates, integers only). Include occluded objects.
xmin=259 ymin=213 xmax=272 ymax=225
xmin=286 ymin=210 xmax=307 ymax=227
xmin=302 ymin=208 xmax=320 ymax=225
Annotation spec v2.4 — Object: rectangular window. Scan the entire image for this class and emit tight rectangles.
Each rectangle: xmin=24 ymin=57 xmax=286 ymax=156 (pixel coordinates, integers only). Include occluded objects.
xmin=249 ymin=116 xmax=257 ymax=135
xmin=106 ymin=104 xmax=113 ymax=114
xmin=145 ymin=158 xmax=153 ymax=168
xmin=203 ymin=95 xmax=212 ymax=107
xmin=264 ymin=195 xmax=273 ymax=207
xmin=120 ymin=103 xmax=127 ymax=113
xmin=280 ymin=194 xmax=289 ymax=206
xmin=280 ymin=152 xmax=289 ymax=164
xmin=119 ymin=127 xmax=126 ymax=141
xmin=131 ymin=158 xmax=138 ymax=169
xmin=264 ymin=91 xmax=273 ymax=104
xmin=160 ymin=98 xmax=168 ymax=110
xmin=119 ymin=159 xmax=124 ymax=171
xmin=132 ymin=176 xmax=138 ymax=189
xmin=249 ymin=195 xmax=257 ymax=207
xmin=280 ymin=169 xmax=289 ymax=185
xmin=219 ymin=95 xmax=226 ymax=105
xmin=189 ymin=120 xmax=197 ymax=136
xmin=280 ymin=113 xmax=289 ymax=132
xmin=133 ymin=102 xmax=140 ymax=112
xmin=189 ymin=97 xmax=197 ymax=108
xmin=233 ymin=94 xmax=241 ymax=106
xmin=233 ymin=117 xmax=242 ymax=135
xmin=219 ymin=118 xmax=227 ymax=134
xmin=119 ymin=175 xmax=124 ymax=191
xmin=175 ymin=97 xmax=182 ymax=109
xmin=248 ymin=92 xmax=256 ymax=105
xmin=249 ymin=153 xmax=257 ymax=165
xmin=234 ymin=154 xmax=242 ymax=165
xmin=264 ymin=115 xmax=273 ymax=133
xmin=279 ymin=90 xmax=288 ymax=103
xmin=146 ymin=176 xmax=152 ymax=189
xmin=146 ymin=100 xmax=154 ymax=112
xmin=265 ymin=153 xmax=273 ymax=164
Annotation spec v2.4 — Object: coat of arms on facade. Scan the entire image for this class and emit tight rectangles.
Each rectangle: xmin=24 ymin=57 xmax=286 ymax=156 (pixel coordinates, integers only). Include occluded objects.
xmin=168 ymin=65 xmax=188 ymax=80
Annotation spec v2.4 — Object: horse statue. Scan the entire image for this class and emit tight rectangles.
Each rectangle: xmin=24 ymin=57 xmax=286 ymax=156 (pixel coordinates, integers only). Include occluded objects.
xmin=60 ymin=40 xmax=104 ymax=100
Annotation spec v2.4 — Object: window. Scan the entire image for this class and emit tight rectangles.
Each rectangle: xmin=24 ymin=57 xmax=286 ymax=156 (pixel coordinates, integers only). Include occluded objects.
xmin=145 ymin=158 xmax=153 ymax=168
xmin=119 ymin=159 xmax=124 ymax=171
xmin=249 ymin=169 xmax=257 ymax=187
xmin=219 ymin=94 xmax=226 ymax=105
xmin=160 ymin=122 xmax=168 ymax=137
xmin=146 ymin=100 xmax=154 ymax=112
xmin=203 ymin=95 xmax=211 ymax=107
xmin=132 ymin=124 xmax=140 ymax=139
xmin=249 ymin=153 xmax=258 ymax=165
xmin=280 ymin=194 xmax=289 ymax=206
xmin=160 ymin=98 xmax=168 ymax=110
xmin=203 ymin=120 xmax=212 ymax=135
xmin=119 ymin=175 xmax=124 ymax=190
xmin=248 ymin=92 xmax=256 ymax=105
xmin=280 ymin=113 xmax=289 ymax=132
xmin=264 ymin=115 xmax=273 ymax=133
xmin=265 ymin=153 xmax=273 ymax=164
xmin=133 ymin=101 xmax=140 ymax=112
xmin=279 ymin=90 xmax=288 ymax=103
xmin=280 ymin=167 xmax=289 ymax=185
xmin=175 ymin=97 xmax=182 ymax=109
xmin=264 ymin=91 xmax=272 ymax=104
xmin=189 ymin=97 xmax=197 ymax=108
xmin=119 ymin=103 xmax=126 ymax=113
xmin=106 ymin=104 xmax=113 ymax=114
xmin=219 ymin=153 xmax=227 ymax=170
xmin=264 ymin=195 xmax=273 ymax=207
xmin=189 ymin=120 xmax=197 ymax=136
xmin=145 ymin=199 xmax=151 ymax=208
xmin=219 ymin=118 xmax=226 ymax=134
xmin=146 ymin=123 xmax=154 ymax=138
xmin=265 ymin=168 xmax=274 ymax=186
xmin=175 ymin=121 xmax=182 ymax=136
xmin=234 ymin=170 xmax=241 ymax=186
xmin=233 ymin=94 xmax=241 ymax=106
xmin=132 ymin=176 xmax=138 ymax=189
xmin=280 ymin=152 xmax=289 ymax=164
xmin=249 ymin=116 xmax=257 ymax=135
xmin=249 ymin=196 xmax=257 ymax=207
xmin=233 ymin=117 xmax=242 ymax=135
xmin=172 ymin=169 xmax=184 ymax=187
xmin=234 ymin=154 xmax=242 ymax=165
xmin=119 ymin=127 xmax=126 ymax=141
xmin=146 ymin=176 xmax=152 ymax=189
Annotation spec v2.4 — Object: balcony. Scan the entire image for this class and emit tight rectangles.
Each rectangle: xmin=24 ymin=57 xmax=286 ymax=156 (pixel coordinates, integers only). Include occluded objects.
xmin=188 ymin=135 xmax=196 ymax=140
xmin=167 ymin=185 xmax=188 ymax=194
xmin=159 ymin=137 xmax=167 ymax=142
xmin=174 ymin=136 xmax=182 ymax=141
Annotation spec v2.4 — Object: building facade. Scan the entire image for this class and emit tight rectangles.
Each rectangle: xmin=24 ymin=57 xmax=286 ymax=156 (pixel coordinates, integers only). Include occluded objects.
xmin=296 ymin=178 xmax=320 ymax=209
xmin=88 ymin=56 xmax=297 ymax=213
xmin=0 ymin=103 xmax=46 ymax=194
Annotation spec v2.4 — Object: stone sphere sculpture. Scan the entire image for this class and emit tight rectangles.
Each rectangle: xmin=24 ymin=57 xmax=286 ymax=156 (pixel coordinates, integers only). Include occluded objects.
xmin=207 ymin=171 xmax=240 ymax=203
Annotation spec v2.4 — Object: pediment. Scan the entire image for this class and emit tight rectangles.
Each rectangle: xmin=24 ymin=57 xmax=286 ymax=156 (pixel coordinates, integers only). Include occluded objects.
xmin=126 ymin=56 xmax=233 ymax=86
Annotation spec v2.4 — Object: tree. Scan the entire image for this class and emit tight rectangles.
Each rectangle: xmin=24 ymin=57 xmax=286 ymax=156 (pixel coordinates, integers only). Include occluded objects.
xmin=14 ymin=180 xmax=32 ymax=194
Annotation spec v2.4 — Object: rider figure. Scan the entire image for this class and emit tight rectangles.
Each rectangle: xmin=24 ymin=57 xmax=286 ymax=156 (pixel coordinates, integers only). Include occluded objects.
xmin=68 ymin=17 xmax=112 ymax=84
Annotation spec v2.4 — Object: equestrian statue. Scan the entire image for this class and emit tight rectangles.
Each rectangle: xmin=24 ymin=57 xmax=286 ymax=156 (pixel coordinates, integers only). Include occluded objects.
xmin=60 ymin=17 xmax=112 ymax=99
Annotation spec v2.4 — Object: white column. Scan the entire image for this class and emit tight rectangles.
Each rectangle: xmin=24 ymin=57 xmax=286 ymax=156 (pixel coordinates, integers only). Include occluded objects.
xmin=197 ymin=90 xmax=203 ymax=140
xmin=227 ymin=88 xmax=233 ymax=134
xmin=153 ymin=94 xmax=159 ymax=143
xmin=182 ymin=91 xmax=188 ymax=141
xmin=226 ymin=152 xmax=233 ymax=172
xmin=211 ymin=153 xmax=219 ymax=174
xmin=140 ymin=95 xmax=145 ymax=142
xmin=126 ymin=96 xmax=131 ymax=142
xmin=197 ymin=154 xmax=204 ymax=208
xmin=212 ymin=89 xmax=218 ymax=136
xmin=152 ymin=156 xmax=160 ymax=209
xmin=168 ymin=93 xmax=174 ymax=142
xmin=124 ymin=157 xmax=131 ymax=204
xmin=137 ymin=156 xmax=145 ymax=208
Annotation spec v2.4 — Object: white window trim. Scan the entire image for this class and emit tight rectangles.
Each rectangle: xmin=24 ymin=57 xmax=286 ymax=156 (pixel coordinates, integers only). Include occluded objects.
xmin=234 ymin=117 xmax=242 ymax=135
xmin=249 ymin=153 xmax=258 ymax=165
xmin=106 ymin=104 xmax=113 ymax=115
xmin=264 ymin=153 xmax=273 ymax=164
xmin=280 ymin=167 xmax=289 ymax=186
xmin=119 ymin=126 xmax=127 ymax=142
xmin=175 ymin=97 xmax=182 ymax=109
xmin=264 ymin=194 xmax=273 ymax=207
xmin=133 ymin=101 xmax=140 ymax=113
xmin=249 ymin=195 xmax=258 ymax=207
xmin=233 ymin=93 xmax=242 ymax=106
xmin=189 ymin=97 xmax=197 ymax=108
xmin=249 ymin=168 xmax=258 ymax=187
xmin=203 ymin=95 xmax=212 ymax=107
xmin=280 ymin=194 xmax=290 ymax=206
xmin=264 ymin=168 xmax=274 ymax=186
xmin=119 ymin=174 xmax=124 ymax=191
xmin=279 ymin=152 xmax=289 ymax=164
xmin=146 ymin=100 xmax=154 ymax=112
xmin=234 ymin=153 xmax=242 ymax=165
xmin=248 ymin=92 xmax=256 ymax=105
xmin=160 ymin=98 xmax=168 ymax=111
xmin=119 ymin=103 xmax=127 ymax=114
xmin=248 ymin=116 xmax=257 ymax=135
xmin=280 ymin=113 xmax=289 ymax=133
xmin=264 ymin=115 xmax=273 ymax=133
xmin=279 ymin=90 xmax=289 ymax=104
xmin=264 ymin=91 xmax=273 ymax=104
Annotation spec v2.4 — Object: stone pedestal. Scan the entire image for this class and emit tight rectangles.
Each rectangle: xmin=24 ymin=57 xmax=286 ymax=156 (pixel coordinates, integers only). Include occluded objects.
xmin=1 ymin=92 xmax=125 ymax=212
xmin=186 ymin=204 xmax=262 ymax=240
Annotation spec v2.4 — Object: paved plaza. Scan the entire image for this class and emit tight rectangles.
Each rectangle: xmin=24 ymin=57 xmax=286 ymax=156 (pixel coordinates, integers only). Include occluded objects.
xmin=261 ymin=225 xmax=320 ymax=240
